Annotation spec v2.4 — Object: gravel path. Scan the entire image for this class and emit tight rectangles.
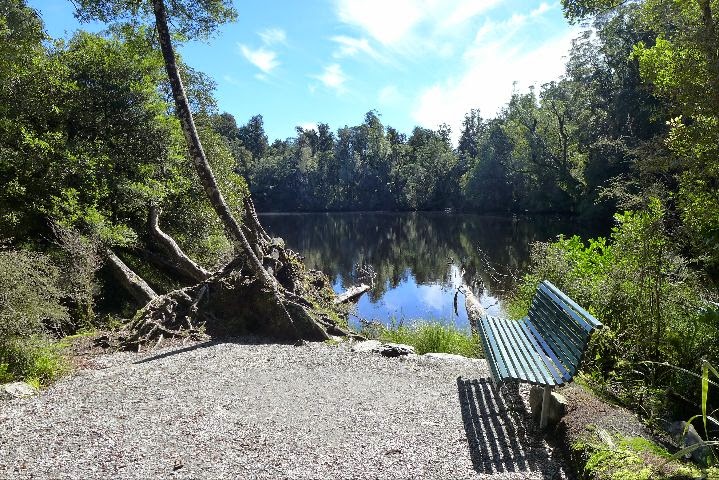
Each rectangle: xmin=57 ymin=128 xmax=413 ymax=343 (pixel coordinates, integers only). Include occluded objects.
xmin=0 ymin=340 xmax=569 ymax=479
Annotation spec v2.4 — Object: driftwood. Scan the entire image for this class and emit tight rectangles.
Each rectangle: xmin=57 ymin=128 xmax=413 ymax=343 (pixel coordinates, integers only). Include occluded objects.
xmin=334 ymin=284 xmax=370 ymax=305
xmin=459 ymin=285 xmax=486 ymax=336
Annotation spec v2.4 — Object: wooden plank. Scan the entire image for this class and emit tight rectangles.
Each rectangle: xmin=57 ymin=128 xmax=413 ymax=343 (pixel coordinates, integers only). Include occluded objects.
xmin=538 ymin=285 xmax=594 ymax=334
xmin=484 ymin=316 xmax=521 ymax=380
xmin=503 ymin=319 xmax=554 ymax=385
xmin=526 ymin=320 xmax=573 ymax=382
xmin=519 ymin=320 xmax=567 ymax=385
xmin=528 ymin=306 xmax=582 ymax=366
xmin=542 ymin=281 xmax=602 ymax=330
xmin=479 ymin=316 xmax=511 ymax=380
xmin=532 ymin=294 xmax=586 ymax=348
xmin=476 ymin=316 xmax=500 ymax=383
xmin=492 ymin=318 xmax=534 ymax=382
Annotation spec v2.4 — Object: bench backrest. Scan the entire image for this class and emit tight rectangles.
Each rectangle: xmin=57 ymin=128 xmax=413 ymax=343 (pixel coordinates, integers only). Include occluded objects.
xmin=527 ymin=281 xmax=603 ymax=377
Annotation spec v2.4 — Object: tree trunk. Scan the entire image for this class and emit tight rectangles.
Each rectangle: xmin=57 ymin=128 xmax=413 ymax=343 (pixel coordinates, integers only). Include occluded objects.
xmin=105 ymin=249 xmax=157 ymax=305
xmin=121 ymin=0 xmax=342 ymax=348
xmin=148 ymin=205 xmax=210 ymax=283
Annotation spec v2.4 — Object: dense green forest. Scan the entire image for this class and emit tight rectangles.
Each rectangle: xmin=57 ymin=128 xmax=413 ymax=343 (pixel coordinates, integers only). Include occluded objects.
xmin=1 ymin=0 xmax=719 ymax=459
xmin=219 ymin=6 xmax=666 ymax=218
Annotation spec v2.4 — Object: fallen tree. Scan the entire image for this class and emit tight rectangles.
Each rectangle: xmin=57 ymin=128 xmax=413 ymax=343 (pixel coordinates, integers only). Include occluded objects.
xmin=76 ymin=0 xmax=352 ymax=349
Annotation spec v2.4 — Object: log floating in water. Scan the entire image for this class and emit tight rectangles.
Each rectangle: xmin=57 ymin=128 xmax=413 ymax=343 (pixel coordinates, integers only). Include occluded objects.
xmin=334 ymin=284 xmax=370 ymax=305
xmin=459 ymin=285 xmax=486 ymax=335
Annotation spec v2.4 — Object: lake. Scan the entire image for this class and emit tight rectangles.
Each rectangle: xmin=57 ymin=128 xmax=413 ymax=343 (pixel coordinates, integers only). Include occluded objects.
xmin=260 ymin=212 xmax=599 ymax=330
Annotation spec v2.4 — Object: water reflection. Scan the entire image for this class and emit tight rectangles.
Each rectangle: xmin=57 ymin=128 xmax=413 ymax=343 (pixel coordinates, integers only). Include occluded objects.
xmin=260 ymin=212 xmax=599 ymax=328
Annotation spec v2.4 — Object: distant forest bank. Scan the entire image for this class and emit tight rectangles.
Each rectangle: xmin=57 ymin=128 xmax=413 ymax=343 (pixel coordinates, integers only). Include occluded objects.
xmin=211 ymin=6 xmax=668 ymax=220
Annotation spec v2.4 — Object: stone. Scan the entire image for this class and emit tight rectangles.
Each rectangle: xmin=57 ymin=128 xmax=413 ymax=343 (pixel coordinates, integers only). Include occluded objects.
xmin=529 ymin=385 xmax=567 ymax=428
xmin=375 ymin=343 xmax=416 ymax=357
xmin=669 ymin=421 xmax=713 ymax=465
xmin=423 ymin=352 xmax=468 ymax=361
xmin=350 ymin=340 xmax=415 ymax=357
xmin=2 ymin=382 xmax=38 ymax=399
xmin=351 ymin=340 xmax=382 ymax=353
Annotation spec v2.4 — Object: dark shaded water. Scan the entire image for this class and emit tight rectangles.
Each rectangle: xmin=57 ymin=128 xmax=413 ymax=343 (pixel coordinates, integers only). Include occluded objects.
xmin=260 ymin=212 xmax=600 ymax=329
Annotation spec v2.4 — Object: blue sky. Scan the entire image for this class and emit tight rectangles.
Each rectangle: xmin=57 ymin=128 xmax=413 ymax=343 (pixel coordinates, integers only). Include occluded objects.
xmin=28 ymin=0 xmax=580 ymax=143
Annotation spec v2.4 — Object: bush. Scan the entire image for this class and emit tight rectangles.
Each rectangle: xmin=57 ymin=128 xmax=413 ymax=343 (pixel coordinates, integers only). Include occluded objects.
xmin=509 ymin=199 xmax=718 ymax=417
xmin=376 ymin=319 xmax=483 ymax=358
xmin=0 ymin=248 xmax=69 ymax=383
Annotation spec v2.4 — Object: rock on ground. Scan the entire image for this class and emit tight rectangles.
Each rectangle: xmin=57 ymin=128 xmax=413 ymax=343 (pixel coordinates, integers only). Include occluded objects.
xmin=1 ymin=382 xmax=38 ymax=399
xmin=0 ymin=340 xmax=570 ymax=479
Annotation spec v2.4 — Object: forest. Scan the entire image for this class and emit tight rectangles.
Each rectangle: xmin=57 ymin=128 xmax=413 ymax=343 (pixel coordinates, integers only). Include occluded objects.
xmin=1 ymin=0 xmax=719 ymax=466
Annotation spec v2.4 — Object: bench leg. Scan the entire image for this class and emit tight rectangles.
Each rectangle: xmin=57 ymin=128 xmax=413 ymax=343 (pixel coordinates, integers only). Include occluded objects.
xmin=540 ymin=385 xmax=553 ymax=429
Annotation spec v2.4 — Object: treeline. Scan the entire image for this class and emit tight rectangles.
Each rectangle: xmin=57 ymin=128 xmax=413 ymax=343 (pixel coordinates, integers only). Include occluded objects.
xmin=212 ymin=6 xmax=666 ymax=219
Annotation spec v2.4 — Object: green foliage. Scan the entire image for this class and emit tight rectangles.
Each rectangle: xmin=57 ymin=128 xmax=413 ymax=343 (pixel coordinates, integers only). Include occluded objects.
xmin=0 ymin=336 xmax=68 ymax=385
xmin=372 ymin=319 xmax=483 ymax=358
xmin=73 ymin=0 xmax=237 ymax=39
xmin=0 ymin=249 xmax=69 ymax=384
xmin=511 ymin=199 xmax=717 ymax=417
xmin=574 ymin=433 xmax=711 ymax=480
xmin=0 ymin=249 xmax=70 ymax=338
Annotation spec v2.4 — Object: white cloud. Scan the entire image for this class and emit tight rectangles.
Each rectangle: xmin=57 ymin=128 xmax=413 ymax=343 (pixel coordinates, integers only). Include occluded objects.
xmin=259 ymin=27 xmax=287 ymax=46
xmin=299 ymin=122 xmax=318 ymax=131
xmin=412 ymin=27 xmax=579 ymax=143
xmin=378 ymin=85 xmax=402 ymax=105
xmin=239 ymin=44 xmax=279 ymax=74
xmin=335 ymin=0 xmax=424 ymax=46
xmin=313 ymin=64 xmax=348 ymax=92
xmin=334 ymin=0 xmax=502 ymax=48
xmin=332 ymin=36 xmax=385 ymax=61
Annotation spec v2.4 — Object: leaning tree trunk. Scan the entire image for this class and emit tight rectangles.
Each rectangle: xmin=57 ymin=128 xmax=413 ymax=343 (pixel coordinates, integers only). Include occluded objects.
xmin=122 ymin=0 xmax=345 ymax=348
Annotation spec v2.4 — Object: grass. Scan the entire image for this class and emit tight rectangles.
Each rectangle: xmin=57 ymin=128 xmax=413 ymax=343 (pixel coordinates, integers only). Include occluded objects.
xmin=371 ymin=318 xmax=483 ymax=358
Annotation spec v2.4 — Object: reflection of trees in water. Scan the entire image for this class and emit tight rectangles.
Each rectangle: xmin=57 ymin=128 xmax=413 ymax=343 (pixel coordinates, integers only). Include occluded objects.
xmin=261 ymin=213 xmax=597 ymax=300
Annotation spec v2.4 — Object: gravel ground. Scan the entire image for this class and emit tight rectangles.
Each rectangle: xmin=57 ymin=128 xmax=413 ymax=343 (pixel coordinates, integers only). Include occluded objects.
xmin=0 ymin=339 xmax=569 ymax=479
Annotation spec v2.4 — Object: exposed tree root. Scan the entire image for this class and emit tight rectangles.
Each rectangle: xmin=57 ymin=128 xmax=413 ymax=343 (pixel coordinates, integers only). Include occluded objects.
xmin=120 ymin=219 xmax=356 ymax=350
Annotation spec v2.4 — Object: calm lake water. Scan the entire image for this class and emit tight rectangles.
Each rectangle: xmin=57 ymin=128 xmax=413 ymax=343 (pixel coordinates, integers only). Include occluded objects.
xmin=260 ymin=212 xmax=599 ymax=330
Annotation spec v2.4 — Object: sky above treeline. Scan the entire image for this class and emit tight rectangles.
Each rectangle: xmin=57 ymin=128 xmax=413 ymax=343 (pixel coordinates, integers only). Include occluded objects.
xmin=29 ymin=0 xmax=579 ymax=144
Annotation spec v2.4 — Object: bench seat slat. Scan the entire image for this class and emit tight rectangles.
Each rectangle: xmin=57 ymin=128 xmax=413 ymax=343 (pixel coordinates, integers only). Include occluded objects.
xmin=479 ymin=315 xmax=510 ymax=380
xmin=480 ymin=316 xmax=570 ymax=386
xmin=475 ymin=281 xmax=603 ymax=389
xmin=483 ymin=316 xmax=522 ymax=380
xmin=476 ymin=317 xmax=502 ymax=382
xmin=518 ymin=320 xmax=568 ymax=384
xmin=492 ymin=317 xmax=537 ymax=382
xmin=525 ymin=319 xmax=573 ymax=382
xmin=504 ymin=319 xmax=557 ymax=385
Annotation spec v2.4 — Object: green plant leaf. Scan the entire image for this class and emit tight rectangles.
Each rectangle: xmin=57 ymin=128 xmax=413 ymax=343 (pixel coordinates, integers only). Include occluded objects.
xmin=662 ymin=440 xmax=719 ymax=467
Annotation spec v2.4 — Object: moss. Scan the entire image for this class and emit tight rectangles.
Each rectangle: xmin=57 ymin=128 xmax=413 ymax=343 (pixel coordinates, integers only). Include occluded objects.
xmin=574 ymin=432 xmax=710 ymax=480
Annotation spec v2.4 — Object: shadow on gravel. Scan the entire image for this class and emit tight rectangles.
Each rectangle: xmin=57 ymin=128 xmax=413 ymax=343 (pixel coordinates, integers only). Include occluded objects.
xmin=133 ymin=341 xmax=218 ymax=364
xmin=457 ymin=378 xmax=561 ymax=479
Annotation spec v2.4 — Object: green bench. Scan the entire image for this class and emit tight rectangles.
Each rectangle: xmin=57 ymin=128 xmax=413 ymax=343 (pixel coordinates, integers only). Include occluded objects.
xmin=476 ymin=280 xmax=603 ymax=428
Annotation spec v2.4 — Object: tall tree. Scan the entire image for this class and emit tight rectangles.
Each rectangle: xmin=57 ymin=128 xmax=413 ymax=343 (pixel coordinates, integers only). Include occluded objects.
xmin=74 ymin=0 xmax=346 ymax=344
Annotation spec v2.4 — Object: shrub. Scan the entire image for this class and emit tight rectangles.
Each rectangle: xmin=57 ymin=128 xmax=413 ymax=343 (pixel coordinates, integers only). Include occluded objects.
xmin=0 ymin=248 xmax=69 ymax=383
